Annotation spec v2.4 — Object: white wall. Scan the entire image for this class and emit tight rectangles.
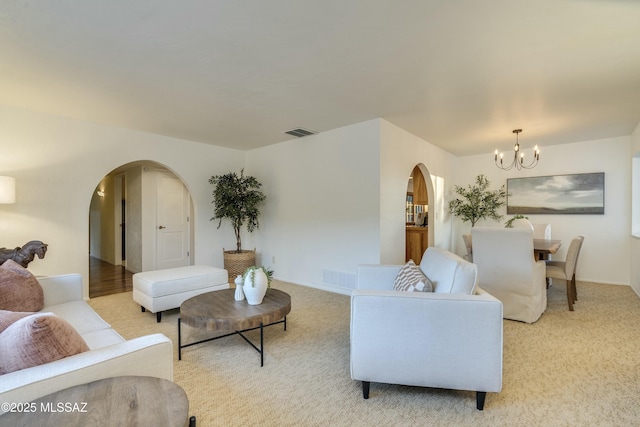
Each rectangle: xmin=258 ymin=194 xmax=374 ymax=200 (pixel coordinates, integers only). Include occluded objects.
xmin=0 ymin=105 xmax=244 ymax=297
xmin=141 ymin=167 xmax=156 ymax=272
xmin=1 ymin=104 xmax=635 ymax=295
xmin=379 ymin=120 xmax=457 ymax=263
xmin=245 ymin=118 xmax=458 ymax=294
xmin=453 ymin=136 xmax=631 ymax=285
xmin=125 ymin=166 xmax=143 ymax=273
xmin=630 ymin=121 xmax=640 ymax=295
xmin=88 ymin=175 xmax=116 ymax=263
xmin=0 ymin=107 xmax=457 ymax=298
xmin=245 ymin=120 xmax=382 ymax=293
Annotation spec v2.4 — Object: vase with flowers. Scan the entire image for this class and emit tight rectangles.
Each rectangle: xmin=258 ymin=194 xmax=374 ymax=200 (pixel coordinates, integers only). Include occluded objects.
xmin=242 ymin=266 xmax=274 ymax=305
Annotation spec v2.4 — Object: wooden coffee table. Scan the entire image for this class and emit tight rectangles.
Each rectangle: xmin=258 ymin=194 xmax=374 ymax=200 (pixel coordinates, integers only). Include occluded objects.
xmin=178 ymin=288 xmax=291 ymax=366
xmin=0 ymin=376 xmax=192 ymax=427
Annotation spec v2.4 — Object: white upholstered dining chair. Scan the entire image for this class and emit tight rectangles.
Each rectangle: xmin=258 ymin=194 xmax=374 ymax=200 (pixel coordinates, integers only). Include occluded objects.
xmin=471 ymin=227 xmax=547 ymax=323
xmin=532 ymin=223 xmax=552 ymax=240
xmin=510 ymin=218 xmax=534 ymax=231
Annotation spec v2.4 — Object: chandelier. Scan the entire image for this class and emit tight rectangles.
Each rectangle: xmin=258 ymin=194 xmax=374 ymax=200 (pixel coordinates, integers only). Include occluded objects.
xmin=494 ymin=129 xmax=540 ymax=171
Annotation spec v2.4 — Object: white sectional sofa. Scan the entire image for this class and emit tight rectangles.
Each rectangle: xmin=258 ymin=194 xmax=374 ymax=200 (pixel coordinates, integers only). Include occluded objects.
xmin=350 ymin=247 xmax=503 ymax=410
xmin=0 ymin=273 xmax=173 ymax=412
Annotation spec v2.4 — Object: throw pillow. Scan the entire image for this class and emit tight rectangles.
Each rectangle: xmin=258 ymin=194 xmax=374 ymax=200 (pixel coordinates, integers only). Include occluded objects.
xmin=0 ymin=312 xmax=89 ymax=375
xmin=0 ymin=309 xmax=33 ymax=333
xmin=393 ymin=260 xmax=433 ymax=292
xmin=0 ymin=259 xmax=44 ymax=312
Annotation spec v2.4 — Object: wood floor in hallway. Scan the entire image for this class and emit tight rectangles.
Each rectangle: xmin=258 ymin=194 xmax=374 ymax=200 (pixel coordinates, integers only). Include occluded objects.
xmin=89 ymin=256 xmax=133 ymax=298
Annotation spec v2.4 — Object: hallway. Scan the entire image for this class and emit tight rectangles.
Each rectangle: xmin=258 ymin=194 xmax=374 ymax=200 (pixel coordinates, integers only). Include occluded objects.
xmin=89 ymin=256 xmax=133 ymax=298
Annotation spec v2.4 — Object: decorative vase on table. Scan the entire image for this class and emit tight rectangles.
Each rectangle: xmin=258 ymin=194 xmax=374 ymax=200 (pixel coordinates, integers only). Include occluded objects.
xmin=243 ymin=269 xmax=268 ymax=305
xmin=234 ymin=275 xmax=244 ymax=301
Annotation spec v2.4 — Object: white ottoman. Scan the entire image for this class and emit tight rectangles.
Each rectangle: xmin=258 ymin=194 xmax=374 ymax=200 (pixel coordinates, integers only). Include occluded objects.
xmin=133 ymin=265 xmax=229 ymax=322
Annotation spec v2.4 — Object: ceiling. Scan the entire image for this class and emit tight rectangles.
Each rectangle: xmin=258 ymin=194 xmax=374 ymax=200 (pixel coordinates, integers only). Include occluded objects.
xmin=1 ymin=0 xmax=639 ymax=156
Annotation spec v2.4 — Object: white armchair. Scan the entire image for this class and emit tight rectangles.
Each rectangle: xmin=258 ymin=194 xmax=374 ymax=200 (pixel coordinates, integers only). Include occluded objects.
xmin=350 ymin=247 xmax=503 ymax=410
xmin=471 ymin=227 xmax=547 ymax=323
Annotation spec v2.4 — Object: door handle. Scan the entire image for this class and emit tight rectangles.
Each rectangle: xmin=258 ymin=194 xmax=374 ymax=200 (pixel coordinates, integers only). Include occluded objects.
xmin=158 ymin=225 xmax=166 ymax=229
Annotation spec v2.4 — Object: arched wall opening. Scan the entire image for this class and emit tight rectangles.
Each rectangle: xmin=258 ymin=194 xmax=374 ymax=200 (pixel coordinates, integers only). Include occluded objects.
xmin=88 ymin=160 xmax=194 ymax=297
xmin=404 ymin=163 xmax=435 ymax=263
xmin=418 ymin=163 xmax=436 ymax=247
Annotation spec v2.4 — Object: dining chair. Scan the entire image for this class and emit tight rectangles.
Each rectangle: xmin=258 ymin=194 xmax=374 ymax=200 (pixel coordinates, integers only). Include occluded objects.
xmin=510 ymin=218 xmax=534 ymax=231
xmin=532 ymin=223 xmax=552 ymax=240
xmin=471 ymin=227 xmax=547 ymax=323
xmin=545 ymin=235 xmax=585 ymax=311
xmin=462 ymin=233 xmax=473 ymax=262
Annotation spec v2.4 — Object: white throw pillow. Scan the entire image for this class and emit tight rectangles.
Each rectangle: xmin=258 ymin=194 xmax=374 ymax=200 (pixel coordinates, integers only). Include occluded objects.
xmin=393 ymin=260 xmax=433 ymax=292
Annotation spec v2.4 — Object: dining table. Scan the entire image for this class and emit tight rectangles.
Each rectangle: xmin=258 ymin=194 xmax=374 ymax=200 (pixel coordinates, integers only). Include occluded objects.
xmin=533 ymin=239 xmax=562 ymax=261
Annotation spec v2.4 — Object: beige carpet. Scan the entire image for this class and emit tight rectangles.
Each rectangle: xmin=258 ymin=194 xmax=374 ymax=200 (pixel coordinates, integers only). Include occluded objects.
xmin=88 ymin=280 xmax=640 ymax=426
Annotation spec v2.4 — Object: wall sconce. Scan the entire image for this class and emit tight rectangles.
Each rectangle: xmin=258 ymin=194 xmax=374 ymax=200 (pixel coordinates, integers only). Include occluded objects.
xmin=0 ymin=176 xmax=16 ymax=204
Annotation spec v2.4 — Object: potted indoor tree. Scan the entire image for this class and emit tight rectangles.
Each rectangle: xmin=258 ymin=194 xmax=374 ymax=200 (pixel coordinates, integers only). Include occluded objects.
xmin=209 ymin=169 xmax=266 ymax=281
xmin=449 ymin=174 xmax=507 ymax=227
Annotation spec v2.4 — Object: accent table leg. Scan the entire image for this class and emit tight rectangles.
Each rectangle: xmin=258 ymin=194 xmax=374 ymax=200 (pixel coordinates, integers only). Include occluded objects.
xmin=260 ymin=322 xmax=264 ymax=367
xmin=178 ymin=318 xmax=182 ymax=361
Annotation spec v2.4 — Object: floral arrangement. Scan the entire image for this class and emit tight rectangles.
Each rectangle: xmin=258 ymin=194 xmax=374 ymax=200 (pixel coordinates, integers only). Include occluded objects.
xmin=504 ymin=214 xmax=529 ymax=228
xmin=242 ymin=266 xmax=274 ymax=287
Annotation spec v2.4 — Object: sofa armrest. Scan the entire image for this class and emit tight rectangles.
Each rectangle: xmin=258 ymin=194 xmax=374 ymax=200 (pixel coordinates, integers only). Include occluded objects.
xmin=350 ymin=290 xmax=503 ymax=393
xmin=0 ymin=333 xmax=173 ymax=411
xmin=356 ymin=264 xmax=402 ymax=291
xmin=38 ymin=274 xmax=84 ymax=306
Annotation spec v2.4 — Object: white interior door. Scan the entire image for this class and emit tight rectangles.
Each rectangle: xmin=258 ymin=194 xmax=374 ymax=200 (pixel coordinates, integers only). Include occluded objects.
xmin=156 ymin=172 xmax=190 ymax=270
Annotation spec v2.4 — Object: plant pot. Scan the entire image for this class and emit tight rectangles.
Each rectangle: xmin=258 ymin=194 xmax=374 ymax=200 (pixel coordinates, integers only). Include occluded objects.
xmin=243 ymin=269 xmax=268 ymax=305
xmin=223 ymin=249 xmax=255 ymax=283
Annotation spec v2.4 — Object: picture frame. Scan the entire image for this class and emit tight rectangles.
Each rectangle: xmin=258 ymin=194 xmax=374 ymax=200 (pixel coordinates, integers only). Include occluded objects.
xmin=507 ymin=172 xmax=605 ymax=215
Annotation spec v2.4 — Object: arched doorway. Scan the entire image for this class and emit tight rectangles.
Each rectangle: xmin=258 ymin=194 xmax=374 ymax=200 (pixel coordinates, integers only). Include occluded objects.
xmin=88 ymin=161 xmax=194 ymax=297
xmin=405 ymin=163 xmax=435 ymax=264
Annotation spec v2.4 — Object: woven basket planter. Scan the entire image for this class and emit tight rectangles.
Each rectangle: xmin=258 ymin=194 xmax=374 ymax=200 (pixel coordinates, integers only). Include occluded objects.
xmin=223 ymin=248 xmax=256 ymax=283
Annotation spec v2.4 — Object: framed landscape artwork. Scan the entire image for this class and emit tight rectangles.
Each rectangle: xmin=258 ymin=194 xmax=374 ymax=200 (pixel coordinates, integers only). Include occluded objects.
xmin=507 ymin=172 xmax=605 ymax=215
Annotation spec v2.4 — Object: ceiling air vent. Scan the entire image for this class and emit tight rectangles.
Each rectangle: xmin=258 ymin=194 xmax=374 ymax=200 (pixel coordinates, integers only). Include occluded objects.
xmin=283 ymin=128 xmax=317 ymax=138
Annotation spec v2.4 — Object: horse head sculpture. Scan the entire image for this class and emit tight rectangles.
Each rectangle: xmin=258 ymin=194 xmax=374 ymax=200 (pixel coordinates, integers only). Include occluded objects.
xmin=0 ymin=240 xmax=48 ymax=268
